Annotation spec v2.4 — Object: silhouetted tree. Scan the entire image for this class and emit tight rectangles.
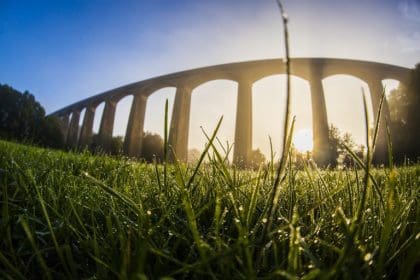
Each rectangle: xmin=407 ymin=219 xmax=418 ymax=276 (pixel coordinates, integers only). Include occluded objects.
xmin=141 ymin=132 xmax=164 ymax=162
xmin=109 ymin=136 xmax=124 ymax=155
xmin=388 ymin=63 xmax=420 ymax=163
xmin=188 ymin=148 xmax=201 ymax=163
xmin=249 ymin=148 xmax=266 ymax=170
xmin=0 ymin=84 xmax=64 ymax=148
xmin=291 ymin=146 xmax=311 ymax=170
xmin=328 ymin=125 xmax=341 ymax=168
xmin=328 ymin=124 xmax=363 ymax=168
xmin=37 ymin=115 xmax=65 ymax=148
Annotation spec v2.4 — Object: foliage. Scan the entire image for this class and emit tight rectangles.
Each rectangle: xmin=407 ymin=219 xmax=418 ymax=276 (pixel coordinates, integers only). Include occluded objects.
xmin=328 ymin=124 xmax=364 ymax=168
xmin=141 ymin=131 xmax=163 ymax=162
xmin=249 ymin=148 xmax=266 ymax=169
xmin=188 ymin=148 xmax=201 ymax=163
xmin=0 ymin=84 xmax=64 ymax=148
xmin=291 ymin=146 xmax=311 ymax=169
xmin=388 ymin=63 xmax=420 ymax=163
xmin=0 ymin=140 xmax=418 ymax=279
xmin=109 ymin=136 xmax=124 ymax=155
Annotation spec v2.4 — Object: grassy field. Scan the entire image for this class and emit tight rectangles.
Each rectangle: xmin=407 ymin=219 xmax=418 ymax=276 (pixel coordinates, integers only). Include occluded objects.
xmin=0 ymin=139 xmax=419 ymax=279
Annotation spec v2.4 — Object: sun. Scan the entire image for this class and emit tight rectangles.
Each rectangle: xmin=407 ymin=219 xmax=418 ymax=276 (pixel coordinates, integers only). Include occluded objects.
xmin=293 ymin=129 xmax=313 ymax=152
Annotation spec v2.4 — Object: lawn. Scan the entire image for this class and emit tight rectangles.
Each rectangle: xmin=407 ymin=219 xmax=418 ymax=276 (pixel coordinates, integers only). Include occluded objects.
xmin=0 ymin=140 xmax=418 ymax=279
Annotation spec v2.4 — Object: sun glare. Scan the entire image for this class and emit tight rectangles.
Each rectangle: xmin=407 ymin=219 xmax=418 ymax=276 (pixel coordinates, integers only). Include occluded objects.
xmin=293 ymin=129 xmax=313 ymax=152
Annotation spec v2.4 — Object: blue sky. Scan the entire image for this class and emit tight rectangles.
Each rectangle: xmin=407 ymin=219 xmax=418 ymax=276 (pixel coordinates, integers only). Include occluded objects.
xmin=1 ymin=0 xmax=419 ymax=156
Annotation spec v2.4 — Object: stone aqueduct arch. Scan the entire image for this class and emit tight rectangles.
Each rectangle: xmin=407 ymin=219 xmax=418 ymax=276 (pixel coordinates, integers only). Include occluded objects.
xmin=50 ymin=58 xmax=410 ymax=166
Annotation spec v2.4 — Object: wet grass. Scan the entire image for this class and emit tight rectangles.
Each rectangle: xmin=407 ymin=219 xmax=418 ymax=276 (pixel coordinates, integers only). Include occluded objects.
xmin=0 ymin=139 xmax=418 ymax=279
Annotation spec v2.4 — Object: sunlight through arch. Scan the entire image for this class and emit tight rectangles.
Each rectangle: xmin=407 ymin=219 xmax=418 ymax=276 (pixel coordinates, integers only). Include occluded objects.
xmin=252 ymin=75 xmax=311 ymax=160
xmin=92 ymin=102 xmax=105 ymax=134
xmin=143 ymin=87 xmax=176 ymax=137
xmin=322 ymin=75 xmax=372 ymax=146
xmin=189 ymin=80 xmax=237 ymax=160
xmin=382 ymin=79 xmax=400 ymax=97
xmin=382 ymin=78 xmax=401 ymax=122
xmin=77 ymin=108 xmax=86 ymax=141
xmin=112 ymin=95 xmax=133 ymax=138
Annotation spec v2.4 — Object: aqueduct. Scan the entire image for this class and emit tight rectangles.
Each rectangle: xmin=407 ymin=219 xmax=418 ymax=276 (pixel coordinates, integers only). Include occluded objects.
xmin=50 ymin=58 xmax=410 ymax=166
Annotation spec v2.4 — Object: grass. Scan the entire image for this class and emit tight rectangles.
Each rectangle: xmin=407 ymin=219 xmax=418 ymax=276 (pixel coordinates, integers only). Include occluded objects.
xmin=0 ymin=139 xmax=419 ymax=279
xmin=0 ymin=3 xmax=418 ymax=278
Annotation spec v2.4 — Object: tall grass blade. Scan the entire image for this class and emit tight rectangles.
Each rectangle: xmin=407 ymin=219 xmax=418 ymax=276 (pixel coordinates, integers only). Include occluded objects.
xmin=164 ymin=99 xmax=169 ymax=188
xmin=20 ymin=217 xmax=52 ymax=280
xmin=371 ymin=86 xmax=386 ymax=153
xmin=265 ymin=0 xmax=293 ymax=238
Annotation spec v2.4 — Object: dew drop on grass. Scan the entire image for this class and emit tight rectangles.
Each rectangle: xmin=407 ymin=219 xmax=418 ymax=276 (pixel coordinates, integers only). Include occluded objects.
xmin=364 ymin=253 xmax=373 ymax=262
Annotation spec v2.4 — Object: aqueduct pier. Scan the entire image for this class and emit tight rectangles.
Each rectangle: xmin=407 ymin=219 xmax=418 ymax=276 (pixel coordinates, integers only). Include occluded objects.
xmin=50 ymin=58 xmax=410 ymax=166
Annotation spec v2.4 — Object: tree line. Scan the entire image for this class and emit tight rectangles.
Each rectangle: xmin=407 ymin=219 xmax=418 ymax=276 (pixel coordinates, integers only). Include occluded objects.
xmin=388 ymin=63 xmax=420 ymax=163
xmin=0 ymin=84 xmax=64 ymax=148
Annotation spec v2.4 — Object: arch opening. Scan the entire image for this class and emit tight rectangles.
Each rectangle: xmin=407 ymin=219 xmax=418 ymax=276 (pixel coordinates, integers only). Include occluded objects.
xmin=252 ymin=74 xmax=312 ymax=161
xmin=77 ymin=108 xmax=86 ymax=141
xmin=188 ymin=79 xmax=237 ymax=162
xmin=143 ymin=87 xmax=176 ymax=138
xmin=382 ymin=79 xmax=401 ymax=122
xmin=66 ymin=112 xmax=73 ymax=142
xmin=92 ymin=102 xmax=105 ymax=135
xmin=322 ymin=74 xmax=371 ymax=147
xmin=112 ymin=95 xmax=133 ymax=139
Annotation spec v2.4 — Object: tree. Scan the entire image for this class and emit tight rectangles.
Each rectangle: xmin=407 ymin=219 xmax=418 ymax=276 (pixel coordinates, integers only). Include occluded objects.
xmin=249 ymin=148 xmax=266 ymax=169
xmin=0 ymin=84 xmax=64 ymax=148
xmin=328 ymin=125 xmax=341 ymax=168
xmin=188 ymin=148 xmax=201 ymax=164
xmin=141 ymin=132 xmax=164 ymax=162
xmin=291 ymin=146 xmax=311 ymax=170
xmin=37 ymin=115 xmax=65 ymax=148
xmin=109 ymin=136 xmax=124 ymax=155
xmin=388 ymin=63 xmax=420 ymax=163
xmin=328 ymin=124 xmax=363 ymax=168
